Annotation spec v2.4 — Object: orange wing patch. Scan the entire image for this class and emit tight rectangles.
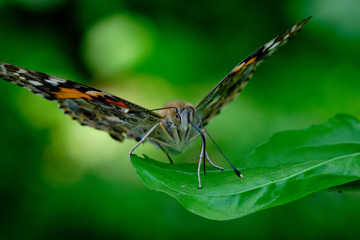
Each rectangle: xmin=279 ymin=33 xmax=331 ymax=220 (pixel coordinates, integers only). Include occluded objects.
xmin=244 ymin=56 xmax=257 ymax=66
xmin=230 ymin=56 xmax=257 ymax=75
xmin=232 ymin=62 xmax=246 ymax=73
xmin=52 ymin=88 xmax=133 ymax=109
xmin=51 ymin=87 xmax=93 ymax=99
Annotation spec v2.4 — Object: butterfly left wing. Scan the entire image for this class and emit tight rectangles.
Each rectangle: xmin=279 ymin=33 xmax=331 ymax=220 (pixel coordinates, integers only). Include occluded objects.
xmin=196 ymin=17 xmax=311 ymax=125
xmin=0 ymin=63 xmax=162 ymax=142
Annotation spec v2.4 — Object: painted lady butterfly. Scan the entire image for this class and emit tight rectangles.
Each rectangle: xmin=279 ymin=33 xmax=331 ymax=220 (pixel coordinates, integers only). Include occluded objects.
xmin=0 ymin=17 xmax=310 ymax=188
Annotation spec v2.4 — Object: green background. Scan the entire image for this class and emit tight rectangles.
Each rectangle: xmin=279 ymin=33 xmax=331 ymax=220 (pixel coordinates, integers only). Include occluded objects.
xmin=0 ymin=0 xmax=359 ymax=239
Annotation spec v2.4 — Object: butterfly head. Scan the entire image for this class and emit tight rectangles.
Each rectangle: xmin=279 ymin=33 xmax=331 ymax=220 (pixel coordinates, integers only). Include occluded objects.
xmin=161 ymin=100 xmax=197 ymax=131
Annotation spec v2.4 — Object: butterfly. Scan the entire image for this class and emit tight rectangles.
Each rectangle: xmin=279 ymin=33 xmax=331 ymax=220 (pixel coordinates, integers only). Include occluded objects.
xmin=0 ymin=17 xmax=310 ymax=188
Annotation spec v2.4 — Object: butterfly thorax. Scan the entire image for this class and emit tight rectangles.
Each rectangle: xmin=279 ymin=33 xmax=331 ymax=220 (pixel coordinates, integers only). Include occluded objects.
xmin=151 ymin=100 xmax=199 ymax=155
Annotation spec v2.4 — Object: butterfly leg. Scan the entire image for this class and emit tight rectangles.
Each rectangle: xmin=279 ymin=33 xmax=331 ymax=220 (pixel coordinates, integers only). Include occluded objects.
xmin=128 ymin=122 xmax=160 ymax=159
xmin=165 ymin=153 xmax=174 ymax=164
xmin=205 ymin=151 xmax=224 ymax=170
xmin=158 ymin=144 xmax=174 ymax=164
xmin=197 ymin=141 xmax=205 ymax=189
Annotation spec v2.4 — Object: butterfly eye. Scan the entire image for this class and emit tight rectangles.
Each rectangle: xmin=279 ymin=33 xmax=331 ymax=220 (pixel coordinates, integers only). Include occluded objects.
xmin=173 ymin=112 xmax=181 ymax=124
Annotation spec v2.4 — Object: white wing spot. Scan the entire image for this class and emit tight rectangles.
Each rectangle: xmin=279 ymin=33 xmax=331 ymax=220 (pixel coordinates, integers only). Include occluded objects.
xmin=105 ymin=116 xmax=124 ymax=123
xmin=264 ymin=39 xmax=275 ymax=49
xmin=268 ymin=41 xmax=280 ymax=51
xmin=29 ymin=80 xmax=43 ymax=86
xmin=86 ymin=90 xmax=103 ymax=96
xmin=0 ymin=65 xmax=7 ymax=76
xmin=17 ymin=69 xmax=29 ymax=74
xmin=291 ymin=25 xmax=298 ymax=32
xmin=45 ymin=78 xmax=60 ymax=86
xmin=51 ymin=76 xmax=67 ymax=83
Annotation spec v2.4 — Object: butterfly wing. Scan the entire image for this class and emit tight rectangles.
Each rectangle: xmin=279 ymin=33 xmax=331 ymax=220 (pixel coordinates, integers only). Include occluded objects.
xmin=196 ymin=17 xmax=311 ymax=125
xmin=0 ymin=63 xmax=162 ymax=142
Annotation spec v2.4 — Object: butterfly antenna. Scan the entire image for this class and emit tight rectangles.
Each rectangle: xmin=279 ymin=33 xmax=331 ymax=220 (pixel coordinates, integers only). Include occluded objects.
xmin=203 ymin=128 xmax=242 ymax=178
xmin=150 ymin=106 xmax=177 ymax=111
xmin=193 ymin=114 xmax=243 ymax=178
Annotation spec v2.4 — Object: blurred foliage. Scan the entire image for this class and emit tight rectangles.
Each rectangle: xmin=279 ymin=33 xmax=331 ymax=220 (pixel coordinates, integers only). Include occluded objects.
xmin=0 ymin=0 xmax=359 ymax=239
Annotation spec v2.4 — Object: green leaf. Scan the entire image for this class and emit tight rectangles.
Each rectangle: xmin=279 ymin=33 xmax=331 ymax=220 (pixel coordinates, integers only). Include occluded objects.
xmin=130 ymin=114 xmax=360 ymax=220
xmin=244 ymin=113 xmax=360 ymax=168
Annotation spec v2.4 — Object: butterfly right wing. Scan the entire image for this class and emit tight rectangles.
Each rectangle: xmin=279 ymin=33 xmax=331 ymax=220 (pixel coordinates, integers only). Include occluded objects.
xmin=0 ymin=63 xmax=162 ymax=142
xmin=196 ymin=17 xmax=311 ymax=125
